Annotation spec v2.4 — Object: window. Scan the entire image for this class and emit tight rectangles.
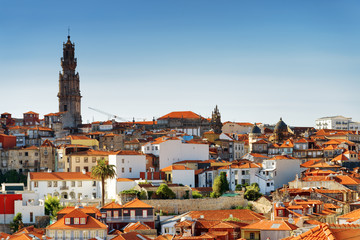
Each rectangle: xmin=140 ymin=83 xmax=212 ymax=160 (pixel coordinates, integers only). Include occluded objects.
xmin=250 ymin=233 xmax=255 ymax=240
xmin=30 ymin=212 xmax=33 ymax=222
xmin=25 ymin=152 xmax=28 ymax=156
xmin=114 ymin=211 xmax=119 ymax=218
xmin=76 ymin=157 xmax=80 ymax=163
xmin=107 ymin=211 xmax=111 ymax=217
xmin=57 ymin=230 xmax=63 ymax=239
xmin=76 ymin=167 xmax=80 ymax=172
xmin=19 ymin=152 xmax=22 ymax=156
xmin=49 ymin=230 xmax=55 ymax=238
xmin=147 ymin=146 xmax=150 ymax=150
xmin=90 ymin=231 xmax=96 ymax=238
xmin=267 ymin=183 xmax=270 ymax=187
xmin=93 ymin=181 xmax=96 ymax=187
xmin=80 ymin=217 xmax=86 ymax=224
xmin=71 ymin=181 xmax=75 ymax=187
xmin=48 ymin=181 xmax=52 ymax=187
xmin=78 ymin=181 xmax=82 ymax=187
xmin=122 ymin=159 xmax=124 ymax=164
xmin=35 ymin=152 xmax=38 ymax=156
xmin=44 ymin=150 xmax=48 ymax=155
xmin=34 ymin=181 xmax=38 ymax=188
xmin=83 ymin=231 xmax=88 ymax=239
xmin=84 ymin=157 xmax=88 ymax=163
xmin=122 ymin=167 xmax=124 ymax=173
xmin=74 ymin=231 xmax=80 ymax=239
xmin=65 ymin=230 xmax=71 ymax=239
xmin=99 ymin=231 xmax=104 ymax=238
xmin=53 ymin=181 xmax=58 ymax=187
xmin=129 ymin=168 xmax=132 ymax=173
xmin=92 ymin=157 xmax=96 ymax=163
xmin=74 ymin=218 xmax=79 ymax=224
xmin=155 ymin=146 xmax=158 ymax=150
xmin=143 ymin=210 xmax=148 ymax=217
xmin=65 ymin=218 xmax=70 ymax=224
xmin=102 ymin=213 xmax=106 ymax=218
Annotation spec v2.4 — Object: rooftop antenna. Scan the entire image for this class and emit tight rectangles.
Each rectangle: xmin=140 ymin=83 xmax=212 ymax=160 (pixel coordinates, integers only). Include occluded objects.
xmin=68 ymin=26 xmax=70 ymax=37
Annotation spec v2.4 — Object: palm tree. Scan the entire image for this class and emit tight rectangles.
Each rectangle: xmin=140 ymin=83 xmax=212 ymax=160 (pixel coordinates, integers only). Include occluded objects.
xmin=91 ymin=158 xmax=116 ymax=206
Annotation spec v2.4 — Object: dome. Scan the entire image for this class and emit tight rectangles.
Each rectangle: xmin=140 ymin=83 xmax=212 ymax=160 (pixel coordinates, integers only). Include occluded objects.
xmin=274 ymin=117 xmax=288 ymax=133
xmin=250 ymin=123 xmax=262 ymax=134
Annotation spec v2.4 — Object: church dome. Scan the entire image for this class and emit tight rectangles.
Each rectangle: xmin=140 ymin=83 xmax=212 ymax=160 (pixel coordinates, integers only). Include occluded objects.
xmin=250 ymin=123 xmax=262 ymax=134
xmin=274 ymin=118 xmax=288 ymax=133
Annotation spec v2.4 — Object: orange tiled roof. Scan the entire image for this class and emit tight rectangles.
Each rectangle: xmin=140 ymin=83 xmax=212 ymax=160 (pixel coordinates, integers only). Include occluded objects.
xmin=122 ymin=198 xmax=153 ymax=209
xmin=69 ymin=135 xmax=92 ymax=140
xmin=101 ymin=202 xmax=122 ymax=209
xmin=46 ymin=209 xmax=107 ymax=230
xmin=161 ymin=165 xmax=193 ymax=171
xmin=69 ymin=149 xmax=110 ymax=156
xmin=332 ymin=154 xmax=349 ymax=161
xmin=123 ymin=222 xmax=151 ymax=232
xmin=24 ymin=111 xmax=38 ymax=115
xmin=269 ymin=155 xmax=295 ymax=160
xmin=158 ymin=111 xmax=202 ymax=120
xmin=57 ymin=206 xmax=101 ymax=217
xmin=30 ymin=172 xmax=94 ymax=181
xmin=112 ymin=232 xmax=151 ymax=240
xmin=242 ymin=220 xmax=298 ymax=231
xmin=112 ymin=150 xmax=143 ymax=155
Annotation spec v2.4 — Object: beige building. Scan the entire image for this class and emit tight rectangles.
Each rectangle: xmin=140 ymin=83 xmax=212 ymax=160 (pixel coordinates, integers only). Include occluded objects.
xmin=56 ymin=144 xmax=91 ymax=172
xmin=8 ymin=146 xmax=40 ymax=173
xmin=39 ymin=139 xmax=56 ymax=171
xmin=69 ymin=149 xmax=110 ymax=172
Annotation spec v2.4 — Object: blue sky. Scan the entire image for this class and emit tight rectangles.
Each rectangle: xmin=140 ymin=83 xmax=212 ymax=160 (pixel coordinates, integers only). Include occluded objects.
xmin=1 ymin=1 xmax=360 ymax=126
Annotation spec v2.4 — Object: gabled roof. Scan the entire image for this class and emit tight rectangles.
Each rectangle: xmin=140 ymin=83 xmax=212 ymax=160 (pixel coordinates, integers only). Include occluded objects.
xmin=122 ymin=198 xmax=153 ymax=209
xmin=123 ymin=222 xmax=151 ymax=232
xmin=332 ymin=154 xmax=349 ymax=162
xmin=24 ymin=111 xmax=38 ymax=115
xmin=101 ymin=202 xmax=122 ymax=209
xmin=46 ymin=209 xmax=107 ymax=230
xmin=41 ymin=139 xmax=55 ymax=147
xmin=242 ymin=220 xmax=298 ymax=231
xmin=69 ymin=135 xmax=92 ymax=140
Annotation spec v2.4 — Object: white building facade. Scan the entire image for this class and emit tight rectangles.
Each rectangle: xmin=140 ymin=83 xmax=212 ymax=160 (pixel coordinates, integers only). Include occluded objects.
xmin=142 ymin=138 xmax=209 ymax=169
xmin=316 ymin=116 xmax=360 ymax=130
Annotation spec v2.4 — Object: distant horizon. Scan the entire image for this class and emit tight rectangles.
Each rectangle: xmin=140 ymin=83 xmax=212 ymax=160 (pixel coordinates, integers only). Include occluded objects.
xmin=1 ymin=1 xmax=360 ymax=127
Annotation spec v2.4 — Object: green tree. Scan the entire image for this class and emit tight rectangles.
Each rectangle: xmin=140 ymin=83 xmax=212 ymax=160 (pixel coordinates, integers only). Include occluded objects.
xmin=212 ymin=172 xmax=229 ymax=196
xmin=244 ymin=183 xmax=262 ymax=201
xmin=91 ymin=159 xmax=116 ymax=206
xmin=192 ymin=190 xmax=203 ymax=199
xmin=45 ymin=195 xmax=64 ymax=220
xmin=10 ymin=213 xmax=24 ymax=233
xmin=156 ymin=184 xmax=176 ymax=199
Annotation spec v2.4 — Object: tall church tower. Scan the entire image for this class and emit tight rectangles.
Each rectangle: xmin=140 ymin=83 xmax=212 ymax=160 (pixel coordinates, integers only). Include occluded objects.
xmin=58 ymin=35 xmax=82 ymax=128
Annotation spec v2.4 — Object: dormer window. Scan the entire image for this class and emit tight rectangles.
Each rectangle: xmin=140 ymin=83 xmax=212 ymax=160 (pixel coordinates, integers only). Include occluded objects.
xmin=65 ymin=218 xmax=70 ymax=224
xmin=74 ymin=218 xmax=79 ymax=224
xmin=80 ymin=217 xmax=86 ymax=224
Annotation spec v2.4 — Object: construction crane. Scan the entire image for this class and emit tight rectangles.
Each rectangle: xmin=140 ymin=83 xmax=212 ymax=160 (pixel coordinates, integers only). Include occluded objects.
xmin=88 ymin=107 xmax=129 ymax=122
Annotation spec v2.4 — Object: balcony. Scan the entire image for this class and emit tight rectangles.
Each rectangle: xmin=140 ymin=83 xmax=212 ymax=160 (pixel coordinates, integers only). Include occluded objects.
xmin=105 ymin=216 xmax=154 ymax=223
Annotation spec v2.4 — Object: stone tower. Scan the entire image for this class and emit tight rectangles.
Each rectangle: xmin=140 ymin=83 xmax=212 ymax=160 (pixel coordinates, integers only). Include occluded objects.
xmin=210 ymin=105 xmax=222 ymax=134
xmin=57 ymin=35 xmax=82 ymax=129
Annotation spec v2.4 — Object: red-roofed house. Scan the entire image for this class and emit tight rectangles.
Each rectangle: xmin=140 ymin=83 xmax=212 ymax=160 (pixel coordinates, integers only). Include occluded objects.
xmin=46 ymin=208 xmax=107 ymax=239
xmin=100 ymin=199 xmax=155 ymax=231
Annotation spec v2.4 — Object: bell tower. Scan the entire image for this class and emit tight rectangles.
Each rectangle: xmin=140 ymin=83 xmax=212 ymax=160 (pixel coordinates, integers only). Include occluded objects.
xmin=58 ymin=35 xmax=82 ymax=128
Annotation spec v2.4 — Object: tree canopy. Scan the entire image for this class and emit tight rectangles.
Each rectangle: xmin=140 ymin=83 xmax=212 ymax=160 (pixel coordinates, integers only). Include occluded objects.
xmin=156 ymin=184 xmax=176 ymax=199
xmin=45 ymin=195 xmax=64 ymax=220
xmin=212 ymin=172 xmax=229 ymax=196
xmin=91 ymin=159 xmax=116 ymax=206
xmin=10 ymin=213 xmax=23 ymax=233
xmin=244 ymin=183 xmax=262 ymax=201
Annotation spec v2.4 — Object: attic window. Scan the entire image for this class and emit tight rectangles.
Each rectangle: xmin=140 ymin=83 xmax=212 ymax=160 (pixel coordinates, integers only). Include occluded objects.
xmin=74 ymin=218 xmax=79 ymax=224
xmin=65 ymin=218 xmax=70 ymax=225
xmin=80 ymin=217 xmax=86 ymax=224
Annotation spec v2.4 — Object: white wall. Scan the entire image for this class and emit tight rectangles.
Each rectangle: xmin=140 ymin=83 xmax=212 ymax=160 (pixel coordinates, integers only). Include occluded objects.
xmin=108 ymin=154 xmax=146 ymax=179
xmin=172 ymin=170 xmax=195 ymax=187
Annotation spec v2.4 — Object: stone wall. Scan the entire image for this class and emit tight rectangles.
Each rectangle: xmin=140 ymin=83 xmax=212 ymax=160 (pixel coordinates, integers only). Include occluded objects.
xmin=143 ymin=194 xmax=247 ymax=214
